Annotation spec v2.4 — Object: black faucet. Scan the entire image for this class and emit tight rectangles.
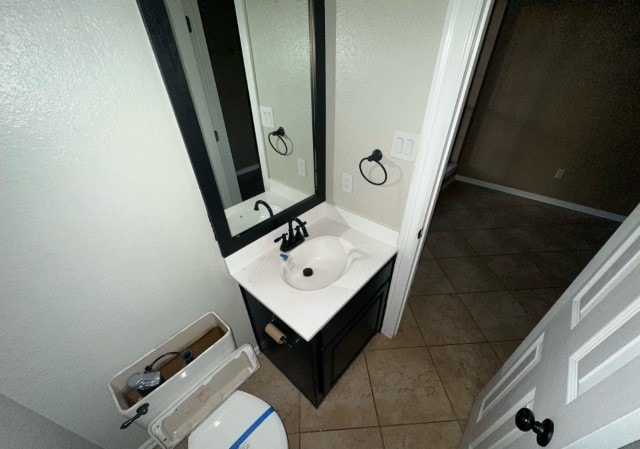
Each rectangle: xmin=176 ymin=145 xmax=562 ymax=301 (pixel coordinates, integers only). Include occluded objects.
xmin=254 ymin=200 xmax=274 ymax=217
xmin=274 ymin=217 xmax=309 ymax=252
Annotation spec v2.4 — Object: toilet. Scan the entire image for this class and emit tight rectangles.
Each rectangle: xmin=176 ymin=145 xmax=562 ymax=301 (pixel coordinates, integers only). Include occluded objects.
xmin=189 ymin=390 xmax=287 ymax=449
xmin=108 ymin=313 xmax=287 ymax=449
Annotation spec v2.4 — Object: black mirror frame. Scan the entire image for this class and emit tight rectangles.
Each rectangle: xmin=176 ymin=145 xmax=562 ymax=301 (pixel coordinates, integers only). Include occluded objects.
xmin=137 ymin=0 xmax=326 ymax=257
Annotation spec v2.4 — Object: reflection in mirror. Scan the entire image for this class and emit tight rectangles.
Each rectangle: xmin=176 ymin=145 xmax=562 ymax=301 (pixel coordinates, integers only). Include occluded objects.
xmin=163 ymin=0 xmax=315 ymax=236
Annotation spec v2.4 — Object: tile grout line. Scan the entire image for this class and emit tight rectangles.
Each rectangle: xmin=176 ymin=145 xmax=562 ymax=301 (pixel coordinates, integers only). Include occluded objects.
xmin=453 ymin=284 xmax=494 ymax=343
xmin=362 ymin=350 xmax=383 ymax=432
xmin=432 ymin=255 xmax=508 ymax=296
xmin=366 ymin=337 xmax=526 ymax=351
xmin=378 ymin=425 xmax=386 ymax=449
xmin=405 ymin=300 xmax=428 ymax=348
xmin=426 ymin=345 xmax=463 ymax=422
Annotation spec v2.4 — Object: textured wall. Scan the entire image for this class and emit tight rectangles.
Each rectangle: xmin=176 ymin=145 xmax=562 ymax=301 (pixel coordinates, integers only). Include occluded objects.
xmin=0 ymin=394 xmax=104 ymax=449
xmin=330 ymin=0 xmax=449 ymax=230
xmin=246 ymin=0 xmax=315 ymax=195
xmin=458 ymin=0 xmax=640 ymax=216
xmin=0 ymin=1 xmax=255 ymax=448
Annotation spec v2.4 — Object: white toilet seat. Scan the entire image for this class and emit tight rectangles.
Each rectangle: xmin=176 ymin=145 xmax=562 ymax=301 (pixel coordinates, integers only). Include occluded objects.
xmin=189 ymin=391 xmax=288 ymax=449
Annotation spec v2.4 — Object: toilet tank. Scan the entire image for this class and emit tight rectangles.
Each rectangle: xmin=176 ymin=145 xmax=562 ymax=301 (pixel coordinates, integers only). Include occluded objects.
xmin=108 ymin=312 xmax=236 ymax=431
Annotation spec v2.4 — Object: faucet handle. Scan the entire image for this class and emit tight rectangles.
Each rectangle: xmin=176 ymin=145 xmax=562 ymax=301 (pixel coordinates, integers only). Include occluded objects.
xmin=274 ymin=233 xmax=289 ymax=251
xmin=299 ymin=221 xmax=309 ymax=237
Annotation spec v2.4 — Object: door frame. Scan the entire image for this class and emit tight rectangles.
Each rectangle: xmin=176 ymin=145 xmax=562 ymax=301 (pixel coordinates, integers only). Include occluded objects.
xmin=381 ymin=0 xmax=495 ymax=336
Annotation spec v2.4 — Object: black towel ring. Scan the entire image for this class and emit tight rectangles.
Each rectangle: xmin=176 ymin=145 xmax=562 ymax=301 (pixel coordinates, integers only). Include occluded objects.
xmin=359 ymin=149 xmax=388 ymax=186
xmin=268 ymin=127 xmax=289 ymax=155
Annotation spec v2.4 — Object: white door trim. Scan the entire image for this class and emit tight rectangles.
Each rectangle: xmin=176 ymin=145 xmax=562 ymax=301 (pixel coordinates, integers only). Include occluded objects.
xmin=381 ymin=0 xmax=495 ymax=336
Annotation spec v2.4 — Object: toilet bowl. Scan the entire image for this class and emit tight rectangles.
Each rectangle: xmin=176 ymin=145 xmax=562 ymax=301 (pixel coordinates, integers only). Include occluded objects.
xmin=108 ymin=313 xmax=287 ymax=449
xmin=189 ymin=391 xmax=287 ymax=449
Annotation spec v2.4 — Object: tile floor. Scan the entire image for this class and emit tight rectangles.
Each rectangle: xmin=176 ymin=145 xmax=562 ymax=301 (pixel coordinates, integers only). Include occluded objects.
xmin=173 ymin=181 xmax=619 ymax=449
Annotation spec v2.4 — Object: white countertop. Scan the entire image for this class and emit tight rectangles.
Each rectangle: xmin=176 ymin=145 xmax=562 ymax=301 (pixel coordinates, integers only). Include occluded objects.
xmin=226 ymin=203 xmax=398 ymax=341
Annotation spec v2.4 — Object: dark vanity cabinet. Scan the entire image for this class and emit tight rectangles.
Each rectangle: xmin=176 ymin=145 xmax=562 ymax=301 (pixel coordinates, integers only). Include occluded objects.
xmin=241 ymin=257 xmax=395 ymax=407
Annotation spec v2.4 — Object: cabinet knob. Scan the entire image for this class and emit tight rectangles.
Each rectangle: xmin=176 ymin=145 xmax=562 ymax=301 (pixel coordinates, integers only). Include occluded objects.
xmin=515 ymin=408 xmax=554 ymax=447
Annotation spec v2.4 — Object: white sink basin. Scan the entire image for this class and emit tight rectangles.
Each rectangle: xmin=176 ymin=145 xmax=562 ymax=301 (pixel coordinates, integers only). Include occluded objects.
xmin=282 ymin=236 xmax=355 ymax=291
xmin=227 ymin=205 xmax=283 ymax=235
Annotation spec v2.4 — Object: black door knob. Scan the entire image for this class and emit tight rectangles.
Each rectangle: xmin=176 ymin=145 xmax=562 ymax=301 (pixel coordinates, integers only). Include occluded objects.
xmin=515 ymin=408 xmax=554 ymax=447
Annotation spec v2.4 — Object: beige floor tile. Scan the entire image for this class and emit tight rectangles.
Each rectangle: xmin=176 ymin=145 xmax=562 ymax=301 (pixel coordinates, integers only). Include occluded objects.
xmin=420 ymin=245 xmax=434 ymax=260
xmin=429 ymin=343 xmax=501 ymax=420
xmin=437 ymin=207 xmax=496 ymax=230
xmin=482 ymin=254 xmax=560 ymax=289
xmin=381 ymin=421 xmax=462 ymax=449
xmin=367 ymin=307 xmax=425 ymax=350
xmin=366 ymin=347 xmax=455 ymax=425
xmin=511 ymin=288 xmax=564 ymax=323
xmin=490 ymin=340 xmax=522 ymax=364
xmin=300 ymin=427 xmax=384 ymax=449
xmin=464 ymin=226 xmax=561 ymax=255
xmin=507 ymin=205 xmax=561 ymax=227
xmin=503 ymin=227 xmax=562 ymax=252
xmin=437 ymin=257 xmax=504 ymax=293
xmin=300 ymin=354 xmax=377 ymax=431
xmin=426 ymin=231 xmax=477 ymax=258
xmin=537 ymin=222 xmax=617 ymax=251
xmin=533 ymin=250 xmax=595 ymax=285
xmin=240 ymin=354 xmax=300 ymax=434
xmin=459 ymin=420 xmax=467 ymax=432
xmin=460 ymin=291 xmax=533 ymax=341
xmin=409 ymin=294 xmax=485 ymax=345
xmin=410 ymin=259 xmax=455 ymax=295
xmin=567 ymin=222 xmax=619 ymax=248
xmin=461 ymin=228 xmax=528 ymax=255
xmin=288 ymin=433 xmax=300 ymax=449
xmin=479 ymin=189 xmax=540 ymax=209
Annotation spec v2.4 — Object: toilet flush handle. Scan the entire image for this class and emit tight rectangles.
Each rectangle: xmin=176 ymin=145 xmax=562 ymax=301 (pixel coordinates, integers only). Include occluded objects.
xmin=120 ymin=403 xmax=149 ymax=429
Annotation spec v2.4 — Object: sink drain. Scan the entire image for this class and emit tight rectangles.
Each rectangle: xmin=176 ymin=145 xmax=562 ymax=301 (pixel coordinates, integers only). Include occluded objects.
xmin=303 ymin=267 xmax=314 ymax=277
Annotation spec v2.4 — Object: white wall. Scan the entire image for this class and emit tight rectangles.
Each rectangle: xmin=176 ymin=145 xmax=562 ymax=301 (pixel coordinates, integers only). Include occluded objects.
xmin=329 ymin=0 xmax=449 ymax=230
xmin=0 ymin=393 xmax=104 ymax=449
xmin=0 ymin=1 xmax=255 ymax=449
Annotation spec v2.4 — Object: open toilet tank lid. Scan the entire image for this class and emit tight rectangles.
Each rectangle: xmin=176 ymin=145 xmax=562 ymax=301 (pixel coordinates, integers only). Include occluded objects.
xmin=148 ymin=344 xmax=259 ymax=449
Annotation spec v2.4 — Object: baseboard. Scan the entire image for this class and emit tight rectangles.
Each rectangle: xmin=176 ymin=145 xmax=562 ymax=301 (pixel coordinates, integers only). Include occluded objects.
xmin=138 ymin=438 xmax=156 ymax=449
xmin=455 ymin=175 xmax=627 ymax=222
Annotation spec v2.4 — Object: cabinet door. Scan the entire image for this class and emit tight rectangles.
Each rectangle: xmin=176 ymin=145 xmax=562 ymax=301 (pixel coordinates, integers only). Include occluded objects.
xmin=322 ymin=281 xmax=389 ymax=393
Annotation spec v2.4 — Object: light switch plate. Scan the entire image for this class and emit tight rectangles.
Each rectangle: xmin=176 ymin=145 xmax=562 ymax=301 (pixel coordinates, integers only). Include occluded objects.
xmin=260 ymin=106 xmax=274 ymax=128
xmin=342 ymin=172 xmax=353 ymax=193
xmin=297 ymin=158 xmax=307 ymax=177
xmin=390 ymin=130 xmax=420 ymax=162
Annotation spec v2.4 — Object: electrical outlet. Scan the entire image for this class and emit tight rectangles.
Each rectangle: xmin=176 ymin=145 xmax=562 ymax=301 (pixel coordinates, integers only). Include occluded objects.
xmin=554 ymin=169 xmax=566 ymax=179
xmin=297 ymin=158 xmax=306 ymax=177
xmin=342 ymin=172 xmax=353 ymax=193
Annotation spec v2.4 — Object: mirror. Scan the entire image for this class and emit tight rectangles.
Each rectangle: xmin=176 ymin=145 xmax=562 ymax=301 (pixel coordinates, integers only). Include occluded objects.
xmin=137 ymin=0 xmax=325 ymax=256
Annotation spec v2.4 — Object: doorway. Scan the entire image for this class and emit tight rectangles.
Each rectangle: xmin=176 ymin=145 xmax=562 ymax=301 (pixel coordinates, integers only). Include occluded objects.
xmin=400 ymin=0 xmax=640 ymax=438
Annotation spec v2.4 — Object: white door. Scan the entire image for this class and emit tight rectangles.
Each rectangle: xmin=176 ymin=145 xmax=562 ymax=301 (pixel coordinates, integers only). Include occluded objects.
xmin=461 ymin=204 xmax=640 ymax=449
